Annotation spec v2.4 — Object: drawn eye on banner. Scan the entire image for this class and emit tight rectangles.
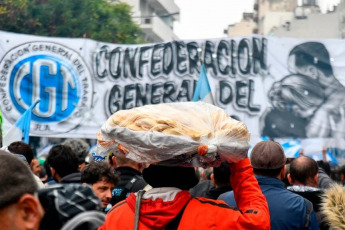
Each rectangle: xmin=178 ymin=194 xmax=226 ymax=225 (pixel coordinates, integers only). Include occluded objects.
xmin=0 ymin=41 xmax=93 ymax=135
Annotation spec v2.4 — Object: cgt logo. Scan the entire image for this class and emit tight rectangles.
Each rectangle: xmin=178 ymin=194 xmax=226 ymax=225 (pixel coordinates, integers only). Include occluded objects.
xmin=0 ymin=41 xmax=93 ymax=135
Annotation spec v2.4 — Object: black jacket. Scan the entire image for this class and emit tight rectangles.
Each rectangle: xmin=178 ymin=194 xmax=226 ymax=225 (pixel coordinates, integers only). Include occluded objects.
xmin=110 ymin=167 xmax=147 ymax=206
xmin=288 ymin=185 xmax=329 ymax=230
xmin=60 ymin=172 xmax=82 ymax=184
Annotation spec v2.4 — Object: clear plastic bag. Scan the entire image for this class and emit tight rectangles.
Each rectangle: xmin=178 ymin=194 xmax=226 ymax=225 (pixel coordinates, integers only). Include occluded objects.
xmin=96 ymin=102 xmax=250 ymax=167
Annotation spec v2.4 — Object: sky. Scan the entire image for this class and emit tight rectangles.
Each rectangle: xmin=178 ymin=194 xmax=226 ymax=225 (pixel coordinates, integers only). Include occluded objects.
xmin=174 ymin=0 xmax=341 ymax=40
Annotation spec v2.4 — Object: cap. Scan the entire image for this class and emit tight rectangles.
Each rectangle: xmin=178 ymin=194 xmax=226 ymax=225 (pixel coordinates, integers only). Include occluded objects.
xmin=250 ymin=141 xmax=286 ymax=169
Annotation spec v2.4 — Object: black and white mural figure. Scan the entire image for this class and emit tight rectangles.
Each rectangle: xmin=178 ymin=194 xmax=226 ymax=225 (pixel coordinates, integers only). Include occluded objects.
xmin=261 ymin=42 xmax=345 ymax=138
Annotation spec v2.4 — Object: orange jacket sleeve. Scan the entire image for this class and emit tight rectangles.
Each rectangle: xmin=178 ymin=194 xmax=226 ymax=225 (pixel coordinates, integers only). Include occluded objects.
xmin=230 ymin=158 xmax=271 ymax=230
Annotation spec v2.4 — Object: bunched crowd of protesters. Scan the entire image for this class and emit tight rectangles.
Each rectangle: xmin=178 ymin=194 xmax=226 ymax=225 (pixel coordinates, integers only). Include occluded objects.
xmin=1 ymin=137 xmax=345 ymax=230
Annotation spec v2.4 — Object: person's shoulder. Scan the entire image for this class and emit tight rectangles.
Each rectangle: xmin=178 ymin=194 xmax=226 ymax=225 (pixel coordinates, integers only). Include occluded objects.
xmin=218 ymin=190 xmax=234 ymax=201
xmin=190 ymin=197 xmax=236 ymax=210
xmin=280 ymin=189 xmax=307 ymax=208
xmin=107 ymin=200 xmax=128 ymax=215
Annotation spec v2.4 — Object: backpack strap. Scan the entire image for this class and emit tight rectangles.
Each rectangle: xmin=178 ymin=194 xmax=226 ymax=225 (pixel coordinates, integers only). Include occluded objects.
xmin=165 ymin=199 xmax=191 ymax=230
xmin=133 ymin=190 xmax=146 ymax=230
xmin=115 ymin=175 xmax=142 ymax=204
xmin=304 ymin=198 xmax=313 ymax=230
xmin=124 ymin=175 xmax=139 ymax=190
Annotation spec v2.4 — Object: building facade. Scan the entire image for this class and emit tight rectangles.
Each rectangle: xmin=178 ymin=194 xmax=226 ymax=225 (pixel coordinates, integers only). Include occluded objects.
xmin=225 ymin=0 xmax=344 ymax=39
xmin=122 ymin=0 xmax=180 ymax=42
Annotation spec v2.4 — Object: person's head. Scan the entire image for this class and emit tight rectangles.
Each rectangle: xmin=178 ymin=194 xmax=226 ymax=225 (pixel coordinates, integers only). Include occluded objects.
xmin=211 ymin=162 xmax=231 ymax=188
xmin=288 ymin=156 xmax=319 ymax=187
xmin=47 ymin=144 xmax=79 ymax=182
xmin=201 ymin=167 xmax=213 ymax=180
xmin=268 ymin=74 xmax=325 ymax=118
xmin=143 ymin=164 xmax=198 ymax=190
xmin=81 ymin=161 xmax=118 ymax=209
xmin=8 ymin=141 xmax=34 ymax=164
xmin=250 ymin=141 xmax=287 ymax=179
xmin=0 ymin=151 xmax=44 ymax=230
xmin=30 ymin=158 xmax=41 ymax=177
xmin=337 ymin=164 xmax=345 ymax=183
xmin=112 ymin=155 xmax=143 ymax=172
xmin=288 ymin=42 xmax=335 ymax=87
xmin=62 ymin=138 xmax=90 ymax=171
xmin=317 ymin=160 xmax=331 ymax=176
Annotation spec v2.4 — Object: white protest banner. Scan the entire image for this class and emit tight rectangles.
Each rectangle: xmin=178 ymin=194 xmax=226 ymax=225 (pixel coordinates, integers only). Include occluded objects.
xmin=1 ymin=31 xmax=345 ymax=158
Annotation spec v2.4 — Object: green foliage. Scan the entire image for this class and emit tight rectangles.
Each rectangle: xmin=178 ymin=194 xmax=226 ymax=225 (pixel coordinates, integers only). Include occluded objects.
xmin=0 ymin=0 xmax=142 ymax=44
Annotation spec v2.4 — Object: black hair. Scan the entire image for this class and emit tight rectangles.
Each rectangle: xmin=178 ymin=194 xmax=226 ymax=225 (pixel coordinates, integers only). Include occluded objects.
xmin=143 ymin=165 xmax=198 ymax=190
xmin=81 ymin=161 xmax=118 ymax=185
xmin=213 ymin=162 xmax=231 ymax=186
xmin=289 ymin=42 xmax=333 ymax=77
xmin=8 ymin=141 xmax=34 ymax=164
xmin=289 ymin=156 xmax=318 ymax=185
xmin=317 ymin=160 xmax=331 ymax=176
xmin=62 ymin=138 xmax=90 ymax=165
xmin=47 ymin=145 xmax=79 ymax=178
xmin=0 ymin=151 xmax=37 ymax=209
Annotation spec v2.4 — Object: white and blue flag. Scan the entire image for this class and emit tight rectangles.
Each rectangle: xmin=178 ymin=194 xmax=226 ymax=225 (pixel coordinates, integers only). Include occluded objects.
xmin=3 ymin=99 xmax=40 ymax=146
xmin=192 ymin=65 xmax=215 ymax=104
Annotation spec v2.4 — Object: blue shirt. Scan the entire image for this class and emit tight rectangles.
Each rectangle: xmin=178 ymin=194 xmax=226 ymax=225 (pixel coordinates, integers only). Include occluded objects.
xmin=218 ymin=176 xmax=319 ymax=230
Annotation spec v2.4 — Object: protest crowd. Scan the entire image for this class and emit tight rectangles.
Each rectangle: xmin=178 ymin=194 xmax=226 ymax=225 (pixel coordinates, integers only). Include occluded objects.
xmin=1 ymin=101 xmax=345 ymax=230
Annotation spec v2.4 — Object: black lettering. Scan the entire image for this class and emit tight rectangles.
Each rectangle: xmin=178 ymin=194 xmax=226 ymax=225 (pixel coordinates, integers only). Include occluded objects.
xmin=123 ymin=48 xmax=137 ymax=78
xmin=107 ymin=85 xmax=122 ymax=115
xmin=252 ymin=37 xmax=267 ymax=74
xmin=123 ymin=84 xmax=136 ymax=109
xmin=217 ymin=40 xmax=230 ymax=75
xmin=177 ymin=80 xmax=191 ymax=101
xmin=238 ymin=39 xmax=251 ymax=75
xmin=187 ymin=42 xmax=200 ymax=75
xmin=236 ymin=81 xmax=248 ymax=109
xmin=139 ymin=46 xmax=151 ymax=79
xmin=151 ymin=44 xmax=164 ymax=77
xmin=204 ymin=41 xmax=217 ymax=75
xmin=219 ymin=80 xmax=233 ymax=104
xmin=163 ymin=42 xmax=174 ymax=75
xmin=175 ymin=41 xmax=187 ymax=75
xmin=163 ymin=81 xmax=176 ymax=103
xmin=248 ymin=79 xmax=260 ymax=112
xmin=109 ymin=47 xmax=122 ymax=80
xmin=95 ymin=45 xmax=108 ymax=79
xmin=230 ymin=40 xmax=237 ymax=75
xmin=151 ymin=82 xmax=163 ymax=104
xmin=135 ymin=84 xmax=149 ymax=107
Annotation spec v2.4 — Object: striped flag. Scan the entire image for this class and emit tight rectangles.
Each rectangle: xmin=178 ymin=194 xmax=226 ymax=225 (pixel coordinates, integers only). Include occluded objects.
xmin=3 ymin=99 xmax=40 ymax=146
xmin=192 ymin=64 xmax=215 ymax=104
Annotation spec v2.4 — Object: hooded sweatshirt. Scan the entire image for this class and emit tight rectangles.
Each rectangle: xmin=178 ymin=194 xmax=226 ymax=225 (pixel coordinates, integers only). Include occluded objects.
xmin=99 ymin=158 xmax=270 ymax=230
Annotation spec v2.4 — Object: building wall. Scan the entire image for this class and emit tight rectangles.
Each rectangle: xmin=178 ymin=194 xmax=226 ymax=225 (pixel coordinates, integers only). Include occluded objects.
xmin=227 ymin=19 xmax=256 ymax=37
xmin=121 ymin=0 xmax=180 ymax=42
xmin=257 ymin=0 xmax=297 ymax=34
xmin=261 ymin=12 xmax=295 ymax=35
xmin=273 ymin=13 xmax=339 ymax=38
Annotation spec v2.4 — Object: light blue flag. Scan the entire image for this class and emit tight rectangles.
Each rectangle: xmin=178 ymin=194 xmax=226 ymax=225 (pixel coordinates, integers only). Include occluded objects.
xmin=3 ymin=99 xmax=40 ymax=146
xmin=192 ymin=65 xmax=215 ymax=104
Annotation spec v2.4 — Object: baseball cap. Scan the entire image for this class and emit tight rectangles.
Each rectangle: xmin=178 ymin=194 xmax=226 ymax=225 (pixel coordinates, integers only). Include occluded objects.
xmin=250 ymin=141 xmax=286 ymax=169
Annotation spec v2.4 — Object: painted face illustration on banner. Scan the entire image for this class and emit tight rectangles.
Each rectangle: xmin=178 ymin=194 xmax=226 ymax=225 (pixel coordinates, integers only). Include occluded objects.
xmin=268 ymin=74 xmax=325 ymax=119
xmin=0 ymin=41 xmax=93 ymax=135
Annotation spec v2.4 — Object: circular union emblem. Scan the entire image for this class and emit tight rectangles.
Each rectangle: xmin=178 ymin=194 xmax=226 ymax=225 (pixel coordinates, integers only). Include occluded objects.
xmin=0 ymin=41 xmax=93 ymax=135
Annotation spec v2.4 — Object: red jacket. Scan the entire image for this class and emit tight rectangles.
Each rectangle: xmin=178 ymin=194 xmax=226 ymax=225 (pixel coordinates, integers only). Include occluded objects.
xmin=99 ymin=158 xmax=270 ymax=230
